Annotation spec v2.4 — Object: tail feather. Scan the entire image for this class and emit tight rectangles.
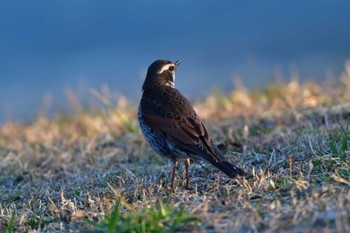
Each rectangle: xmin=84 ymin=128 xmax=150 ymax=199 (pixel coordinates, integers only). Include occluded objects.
xmin=211 ymin=160 xmax=245 ymax=178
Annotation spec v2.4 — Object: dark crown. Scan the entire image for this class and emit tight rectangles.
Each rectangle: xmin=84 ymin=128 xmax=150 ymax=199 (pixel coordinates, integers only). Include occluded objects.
xmin=142 ymin=60 xmax=177 ymax=91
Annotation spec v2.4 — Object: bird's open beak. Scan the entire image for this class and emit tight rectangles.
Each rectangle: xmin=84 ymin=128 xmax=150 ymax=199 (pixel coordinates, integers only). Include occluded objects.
xmin=174 ymin=60 xmax=181 ymax=67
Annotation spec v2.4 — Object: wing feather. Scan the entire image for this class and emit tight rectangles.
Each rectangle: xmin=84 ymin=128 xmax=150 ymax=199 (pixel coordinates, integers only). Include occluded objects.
xmin=142 ymin=112 xmax=225 ymax=162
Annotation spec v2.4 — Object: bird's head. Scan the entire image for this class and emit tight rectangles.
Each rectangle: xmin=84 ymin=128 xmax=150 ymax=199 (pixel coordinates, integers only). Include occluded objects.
xmin=142 ymin=59 xmax=181 ymax=91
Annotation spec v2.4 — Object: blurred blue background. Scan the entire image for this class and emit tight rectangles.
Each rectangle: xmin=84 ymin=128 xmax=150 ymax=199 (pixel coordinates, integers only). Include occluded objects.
xmin=1 ymin=0 xmax=350 ymax=122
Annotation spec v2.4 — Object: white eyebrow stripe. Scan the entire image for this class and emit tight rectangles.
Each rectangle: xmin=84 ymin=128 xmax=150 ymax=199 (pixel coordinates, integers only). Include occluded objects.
xmin=158 ymin=64 xmax=174 ymax=74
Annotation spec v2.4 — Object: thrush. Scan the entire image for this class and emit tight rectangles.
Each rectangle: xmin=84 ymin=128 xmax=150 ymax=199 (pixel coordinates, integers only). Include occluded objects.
xmin=138 ymin=59 xmax=245 ymax=190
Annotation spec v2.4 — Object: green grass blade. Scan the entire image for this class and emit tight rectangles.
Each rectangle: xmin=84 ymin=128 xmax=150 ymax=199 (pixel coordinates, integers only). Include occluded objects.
xmin=107 ymin=202 xmax=121 ymax=233
xmin=6 ymin=210 xmax=16 ymax=233
xmin=330 ymin=140 xmax=339 ymax=155
xmin=338 ymin=121 xmax=349 ymax=153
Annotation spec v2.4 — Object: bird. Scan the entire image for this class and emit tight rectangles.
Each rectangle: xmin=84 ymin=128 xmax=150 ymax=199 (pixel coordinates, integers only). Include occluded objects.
xmin=138 ymin=59 xmax=245 ymax=190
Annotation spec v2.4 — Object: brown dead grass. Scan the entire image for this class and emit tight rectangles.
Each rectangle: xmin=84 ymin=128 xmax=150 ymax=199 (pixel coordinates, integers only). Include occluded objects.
xmin=1 ymin=65 xmax=350 ymax=232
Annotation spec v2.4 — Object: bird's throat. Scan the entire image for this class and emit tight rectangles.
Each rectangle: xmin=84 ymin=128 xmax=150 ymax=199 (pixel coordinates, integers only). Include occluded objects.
xmin=166 ymin=75 xmax=175 ymax=88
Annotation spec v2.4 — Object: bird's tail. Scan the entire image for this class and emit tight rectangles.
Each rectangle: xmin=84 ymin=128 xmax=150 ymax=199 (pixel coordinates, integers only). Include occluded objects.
xmin=211 ymin=160 xmax=245 ymax=178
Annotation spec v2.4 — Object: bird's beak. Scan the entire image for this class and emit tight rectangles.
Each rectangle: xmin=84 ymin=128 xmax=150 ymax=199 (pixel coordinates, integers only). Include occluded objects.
xmin=174 ymin=60 xmax=181 ymax=67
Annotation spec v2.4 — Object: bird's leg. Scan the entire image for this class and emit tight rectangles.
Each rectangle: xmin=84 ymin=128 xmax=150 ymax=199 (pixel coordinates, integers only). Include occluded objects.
xmin=170 ymin=160 xmax=178 ymax=191
xmin=185 ymin=159 xmax=190 ymax=189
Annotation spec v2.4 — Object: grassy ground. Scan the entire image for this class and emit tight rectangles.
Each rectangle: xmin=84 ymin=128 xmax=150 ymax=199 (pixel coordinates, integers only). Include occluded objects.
xmin=1 ymin=76 xmax=350 ymax=232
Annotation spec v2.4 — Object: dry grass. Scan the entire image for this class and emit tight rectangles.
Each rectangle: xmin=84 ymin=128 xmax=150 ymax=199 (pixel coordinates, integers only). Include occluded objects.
xmin=1 ymin=65 xmax=350 ymax=232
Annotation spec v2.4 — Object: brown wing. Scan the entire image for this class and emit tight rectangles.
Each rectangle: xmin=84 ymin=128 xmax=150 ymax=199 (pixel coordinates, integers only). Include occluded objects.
xmin=142 ymin=109 xmax=225 ymax=162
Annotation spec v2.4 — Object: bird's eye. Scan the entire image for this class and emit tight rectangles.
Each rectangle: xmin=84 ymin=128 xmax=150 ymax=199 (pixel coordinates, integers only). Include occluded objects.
xmin=169 ymin=66 xmax=174 ymax=71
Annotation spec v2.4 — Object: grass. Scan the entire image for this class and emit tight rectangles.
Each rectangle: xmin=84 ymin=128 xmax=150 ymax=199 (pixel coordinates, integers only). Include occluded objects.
xmin=1 ymin=73 xmax=350 ymax=232
xmin=5 ymin=210 xmax=16 ymax=233
xmin=86 ymin=196 xmax=199 ymax=233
